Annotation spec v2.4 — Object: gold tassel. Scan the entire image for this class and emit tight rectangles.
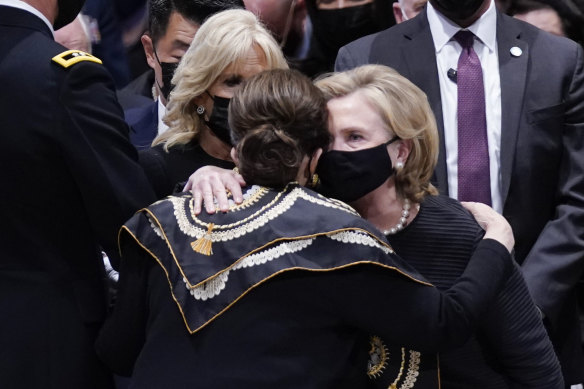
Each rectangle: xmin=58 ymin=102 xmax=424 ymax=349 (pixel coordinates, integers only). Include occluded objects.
xmin=191 ymin=223 xmax=214 ymax=255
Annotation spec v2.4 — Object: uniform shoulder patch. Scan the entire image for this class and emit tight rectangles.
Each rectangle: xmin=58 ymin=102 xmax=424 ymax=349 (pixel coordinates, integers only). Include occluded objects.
xmin=52 ymin=50 xmax=102 ymax=68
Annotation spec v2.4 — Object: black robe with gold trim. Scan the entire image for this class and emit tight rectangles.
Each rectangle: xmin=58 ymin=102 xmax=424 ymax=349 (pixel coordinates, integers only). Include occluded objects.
xmin=96 ymin=184 xmax=512 ymax=388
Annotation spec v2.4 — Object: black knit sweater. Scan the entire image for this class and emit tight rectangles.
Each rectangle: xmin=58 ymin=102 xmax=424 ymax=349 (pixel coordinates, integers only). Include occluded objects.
xmin=386 ymin=195 xmax=563 ymax=389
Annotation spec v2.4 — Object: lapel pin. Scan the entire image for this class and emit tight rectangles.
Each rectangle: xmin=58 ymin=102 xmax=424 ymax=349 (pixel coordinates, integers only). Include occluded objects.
xmin=510 ymin=46 xmax=522 ymax=57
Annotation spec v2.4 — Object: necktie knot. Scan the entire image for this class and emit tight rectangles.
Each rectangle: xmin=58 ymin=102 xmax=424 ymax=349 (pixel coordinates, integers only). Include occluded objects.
xmin=454 ymin=30 xmax=475 ymax=50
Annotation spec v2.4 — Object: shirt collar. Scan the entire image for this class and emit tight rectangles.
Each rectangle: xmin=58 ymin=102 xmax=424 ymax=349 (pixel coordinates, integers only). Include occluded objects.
xmin=0 ymin=0 xmax=54 ymax=36
xmin=157 ymin=98 xmax=169 ymax=135
xmin=427 ymin=0 xmax=497 ymax=53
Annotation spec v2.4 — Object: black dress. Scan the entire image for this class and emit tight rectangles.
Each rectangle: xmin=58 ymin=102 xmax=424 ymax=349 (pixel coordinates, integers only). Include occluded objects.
xmin=383 ymin=195 xmax=563 ymax=388
xmin=96 ymin=185 xmax=512 ymax=388
xmin=139 ymin=141 xmax=235 ymax=199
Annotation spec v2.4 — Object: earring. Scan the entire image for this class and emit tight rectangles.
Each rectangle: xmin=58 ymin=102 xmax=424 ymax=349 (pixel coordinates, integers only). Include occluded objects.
xmin=196 ymin=105 xmax=205 ymax=115
xmin=396 ymin=161 xmax=404 ymax=170
xmin=310 ymin=173 xmax=320 ymax=188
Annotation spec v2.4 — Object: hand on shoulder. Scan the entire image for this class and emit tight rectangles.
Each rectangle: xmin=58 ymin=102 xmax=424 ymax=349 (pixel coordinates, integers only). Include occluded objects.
xmin=183 ymin=166 xmax=246 ymax=214
xmin=462 ymin=202 xmax=515 ymax=253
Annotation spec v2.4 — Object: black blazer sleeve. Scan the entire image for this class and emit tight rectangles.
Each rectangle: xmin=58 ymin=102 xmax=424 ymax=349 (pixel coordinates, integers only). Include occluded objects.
xmin=520 ymin=44 xmax=584 ymax=326
xmin=57 ymin=61 xmax=155 ymax=258
xmin=139 ymin=147 xmax=172 ymax=199
xmin=331 ymin=239 xmax=512 ymax=352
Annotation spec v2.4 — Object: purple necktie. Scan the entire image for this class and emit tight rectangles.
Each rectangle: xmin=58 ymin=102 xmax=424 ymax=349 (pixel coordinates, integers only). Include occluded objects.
xmin=455 ymin=30 xmax=491 ymax=205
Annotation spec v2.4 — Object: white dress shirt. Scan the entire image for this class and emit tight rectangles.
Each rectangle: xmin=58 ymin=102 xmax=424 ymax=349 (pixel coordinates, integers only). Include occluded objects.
xmin=0 ymin=0 xmax=54 ymax=36
xmin=157 ymin=98 xmax=169 ymax=135
xmin=427 ymin=0 xmax=503 ymax=213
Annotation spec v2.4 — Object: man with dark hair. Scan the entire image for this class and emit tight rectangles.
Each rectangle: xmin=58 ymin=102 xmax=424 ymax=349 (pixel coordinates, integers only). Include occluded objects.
xmin=336 ymin=0 xmax=584 ymax=386
xmin=0 ymin=0 xmax=155 ymax=387
xmin=120 ymin=0 xmax=244 ymax=149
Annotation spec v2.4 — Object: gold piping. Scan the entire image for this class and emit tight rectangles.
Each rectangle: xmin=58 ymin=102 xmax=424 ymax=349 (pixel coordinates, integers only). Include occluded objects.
xmin=144 ymin=205 xmax=413 ymax=290
xmin=119 ymin=226 xmax=194 ymax=332
xmin=120 ymin=223 xmax=434 ymax=334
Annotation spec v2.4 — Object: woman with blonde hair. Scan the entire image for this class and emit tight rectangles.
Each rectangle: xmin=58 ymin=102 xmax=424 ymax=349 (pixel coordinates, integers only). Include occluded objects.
xmin=139 ymin=8 xmax=288 ymax=198
xmin=97 ymin=68 xmax=515 ymax=388
xmin=185 ymin=65 xmax=563 ymax=388
xmin=312 ymin=64 xmax=562 ymax=388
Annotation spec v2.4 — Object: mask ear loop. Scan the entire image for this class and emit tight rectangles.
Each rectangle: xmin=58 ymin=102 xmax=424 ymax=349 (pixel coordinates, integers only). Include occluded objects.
xmin=152 ymin=48 xmax=165 ymax=94
xmin=385 ymin=136 xmax=400 ymax=146
xmin=205 ymin=90 xmax=216 ymax=101
xmin=400 ymin=4 xmax=409 ymax=20
xmin=279 ymin=0 xmax=297 ymax=48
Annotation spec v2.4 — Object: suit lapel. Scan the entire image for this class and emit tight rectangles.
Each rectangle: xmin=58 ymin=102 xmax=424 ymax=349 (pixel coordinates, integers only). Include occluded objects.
xmin=496 ymin=13 xmax=528 ymax=206
xmin=400 ymin=12 xmax=449 ymax=195
xmin=128 ymin=101 xmax=159 ymax=149
xmin=370 ymin=11 xmax=448 ymax=194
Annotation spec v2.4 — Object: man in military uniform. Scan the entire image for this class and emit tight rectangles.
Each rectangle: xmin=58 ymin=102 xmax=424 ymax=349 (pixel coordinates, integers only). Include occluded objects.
xmin=0 ymin=0 xmax=155 ymax=387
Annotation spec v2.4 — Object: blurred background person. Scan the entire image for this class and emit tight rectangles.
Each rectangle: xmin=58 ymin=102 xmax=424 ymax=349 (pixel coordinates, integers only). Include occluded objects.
xmin=54 ymin=3 xmax=131 ymax=87
xmin=82 ymin=0 xmax=132 ymax=88
xmin=244 ymin=0 xmax=311 ymax=61
xmin=244 ymin=0 xmax=316 ymax=76
xmin=392 ymin=0 xmax=427 ymax=23
xmin=139 ymin=9 xmax=287 ymax=198
xmin=302 ymin=0 xmax=395 ymax=76
xmin=54 ymin=14 xmax=92 ymax=52
xmin=113 ymin=0 xmax=149 ymax=79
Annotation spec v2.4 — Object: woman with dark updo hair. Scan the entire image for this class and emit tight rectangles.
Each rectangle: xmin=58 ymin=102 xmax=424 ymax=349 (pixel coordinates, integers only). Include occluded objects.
xmin=96 ymin=69 xmax=514 ymax=388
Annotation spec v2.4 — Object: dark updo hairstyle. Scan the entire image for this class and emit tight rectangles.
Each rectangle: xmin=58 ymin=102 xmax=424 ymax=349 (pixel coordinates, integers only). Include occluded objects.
xmin=229 ymin=69 xmax=330 ymax=189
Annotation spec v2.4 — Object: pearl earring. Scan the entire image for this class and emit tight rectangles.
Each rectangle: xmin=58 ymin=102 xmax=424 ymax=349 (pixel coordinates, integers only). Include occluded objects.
xmin=396 ymin=161 xmax=404 ymax=169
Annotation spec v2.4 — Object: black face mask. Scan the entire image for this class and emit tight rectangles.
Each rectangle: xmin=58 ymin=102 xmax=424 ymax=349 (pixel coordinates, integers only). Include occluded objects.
xmin=431 ymin=0 xmax=485 ymax=22
xmin=316 ymin=137 xmax=398 ymax=202
xmin=311 ymin=3 xmax=377 ymax=65
xmin=54 ymin=0 xmax=86 ymax=30
xmin=205 ymin=94 xmax=232 ymax=146
xmin=153 ymin=50 xmax=179 ymax=102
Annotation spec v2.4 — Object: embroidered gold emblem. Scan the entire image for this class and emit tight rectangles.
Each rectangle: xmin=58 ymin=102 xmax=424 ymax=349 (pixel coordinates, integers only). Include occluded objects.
xmin=52 ymin=50 xmax=102 ymax=68
xmin=173 ymin=184 xmax=360 ymax=246
xmin=367 ymin=336 xmax=389 ymax=378
xmin=367 ymin=337 xmax=422 ymax=388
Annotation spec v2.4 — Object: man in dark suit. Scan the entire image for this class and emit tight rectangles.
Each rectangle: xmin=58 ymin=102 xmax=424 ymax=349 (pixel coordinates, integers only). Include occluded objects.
xmin=336 ymin=0 xmax=584 ymax=385
xmin=119 ymin=0 xmax=244 ymax=150
xmin=0 ymin=0 xmax=155 ymax=387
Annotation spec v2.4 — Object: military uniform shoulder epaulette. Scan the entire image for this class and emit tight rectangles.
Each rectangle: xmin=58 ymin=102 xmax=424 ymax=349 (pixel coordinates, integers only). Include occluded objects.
xmin=52 ymin=50 xmax=102 ymax=68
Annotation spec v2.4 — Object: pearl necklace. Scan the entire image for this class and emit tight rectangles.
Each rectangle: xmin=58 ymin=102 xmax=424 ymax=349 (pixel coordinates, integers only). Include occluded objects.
xmin=383 ymin=198 xmax=411 ymax=235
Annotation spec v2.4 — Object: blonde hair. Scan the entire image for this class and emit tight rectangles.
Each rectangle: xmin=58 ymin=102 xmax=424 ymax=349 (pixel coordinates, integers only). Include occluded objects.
xmin=315 ymin=64 xmax=439 ymax=202
xmin=154 ymin=9 xmax=288 ymax=150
